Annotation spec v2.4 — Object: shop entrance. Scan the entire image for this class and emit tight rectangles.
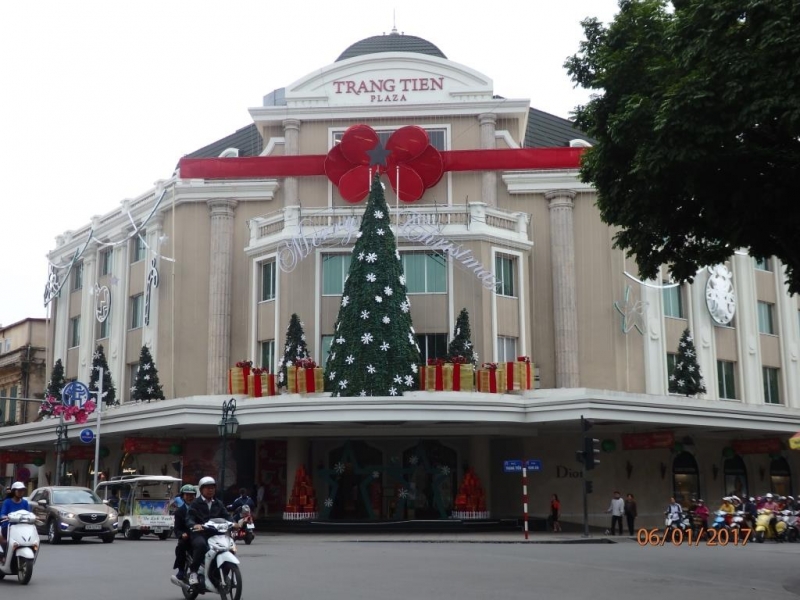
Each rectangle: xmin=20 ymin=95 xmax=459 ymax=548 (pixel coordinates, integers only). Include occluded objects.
xmin=327 ymin=441 xmax=383 ymax=519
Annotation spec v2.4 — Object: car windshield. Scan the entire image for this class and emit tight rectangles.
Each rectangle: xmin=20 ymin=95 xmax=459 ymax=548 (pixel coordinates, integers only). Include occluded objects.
xmin=52 ymin=489 xmax=102 ymax=505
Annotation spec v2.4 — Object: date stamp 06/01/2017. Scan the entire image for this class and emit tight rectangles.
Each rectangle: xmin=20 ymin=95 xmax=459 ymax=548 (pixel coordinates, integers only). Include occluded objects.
xmin=637 ymin=527 xmax=751 ymax=547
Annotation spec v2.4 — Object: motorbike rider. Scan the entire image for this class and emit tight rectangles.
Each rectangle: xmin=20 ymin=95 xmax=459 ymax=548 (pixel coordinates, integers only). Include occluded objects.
xmin=743 ymin=496 xmax=758 ymax=527
xmin=665 ymin=497 xmax=683 ymax=525
xmin=228 ymin=488 xmax=256 ymax=521
xmin=172 ymin=484 xmax=197 ymax=581
xmin=762 ymin=493 xmax=780 ymax=534
xmin=694 ymin=499 xmax=710 ymax=531
xmin=0 ymin=482 xmax=30 ymax=552
xmin=718 ymin=497 xmax=735 ymax=514
xmin=185 ymin=477 xmax=239 ymax=587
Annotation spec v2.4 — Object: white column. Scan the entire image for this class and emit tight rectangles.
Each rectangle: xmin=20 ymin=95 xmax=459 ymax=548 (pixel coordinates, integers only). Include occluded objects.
xmin=479 ymin=113 xmax=497 ymax=207
xmin=109 ymin=232 xmax=130 ymax=402
xmin=469 ymin=436 xmax=491 ymax=512
xmin=286 ymin=438 xmax=307 ymax=505
xmin=207 ymin=199 xmax=238 ymax=394
xmin=546 ymin=189 xmax=580 ymax=387
xmin=776 ymin=261 xmax=800 ymax=408
xmin=732 ymin=255 xmax=762 ymax=405
xmin=78 ymin=247 xmax=98 ymax=384
xmin=643 ymin=278 xmax=667 ymax=395
xmin=142 ymin=213 xmax=164 ymax=361
xmin=283 ymin=119 xmax=301 ymax=207
xmin=689 ymin=272 xmax=716 ymax=399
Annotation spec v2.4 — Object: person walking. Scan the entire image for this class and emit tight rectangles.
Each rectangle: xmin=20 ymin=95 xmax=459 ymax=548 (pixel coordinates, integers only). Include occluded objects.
xmin=606 ymin=491 xmax=624 ymax=535
xmin=550 ymin=494 xmax=562 ymax=532
xmin=624 ymin=493 xmax=637 ymax=536
xmin=254 ymin=481 xmax=267 ymax=519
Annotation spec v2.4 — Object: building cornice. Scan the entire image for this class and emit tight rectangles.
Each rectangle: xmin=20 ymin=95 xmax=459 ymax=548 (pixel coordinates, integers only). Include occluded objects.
xmin=502 ymin=170 xmax=595 ymax=194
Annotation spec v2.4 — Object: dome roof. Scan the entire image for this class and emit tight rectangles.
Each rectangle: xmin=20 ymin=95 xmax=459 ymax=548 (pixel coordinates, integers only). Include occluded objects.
xmin=336 ymin=30 xmax=446 ymax=62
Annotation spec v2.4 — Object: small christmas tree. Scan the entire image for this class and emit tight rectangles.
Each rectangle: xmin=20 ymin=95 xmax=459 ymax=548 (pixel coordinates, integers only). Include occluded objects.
xmin=46 ymin=359 xmax=67 ymax=400
xmin=276 ymin=314 xmax=310 ymax=388
xmin=324 ymin=176 xmax=421 ymax=397
xmin=89 ymin=345 xmax=117 ymax=406
xmin=284 ymin=466 xmax=317 ymax=517
xmin=131 ymin=345 xmax=165 ymax=402
xmin=668 ymin=328 xmax=707 ymax=396
xmin=447 ymin=308 xmax=477 ymax=365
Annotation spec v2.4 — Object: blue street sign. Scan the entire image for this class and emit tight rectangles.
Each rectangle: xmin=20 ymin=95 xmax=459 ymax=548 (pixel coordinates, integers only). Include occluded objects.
xmin=526 ymin=459 xmax=542 ymax=472
xmin=503 ymin=460 xmax=523 ymax=473
xmin=79 ymin=428 xmax=95 ymax=444
xmin=62 ymin=381 xmax=90 ymax=408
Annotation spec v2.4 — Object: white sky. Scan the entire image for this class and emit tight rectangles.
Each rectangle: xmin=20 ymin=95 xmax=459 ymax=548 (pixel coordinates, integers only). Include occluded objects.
xmin=0 ymin=0 xmax=620 ymax=326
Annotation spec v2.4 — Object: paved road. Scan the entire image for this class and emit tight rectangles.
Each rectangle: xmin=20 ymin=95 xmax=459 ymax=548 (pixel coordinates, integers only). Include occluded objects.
xmin=7 ymin=532 xmax=800 ymax=599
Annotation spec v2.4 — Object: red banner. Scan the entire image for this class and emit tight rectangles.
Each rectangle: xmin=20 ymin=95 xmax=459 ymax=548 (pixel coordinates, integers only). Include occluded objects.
xmin=0 ymin=451 xmax=46 ymax=464
xmin=621 ymin=431 xmax=675 ymax=450
xmin=123 ymin=437 xmax=179 ymax=455
xmin=732 ymin=438 xmax=782 ymax=455
xmin=64 ymin=446 xmax=96 ymax=460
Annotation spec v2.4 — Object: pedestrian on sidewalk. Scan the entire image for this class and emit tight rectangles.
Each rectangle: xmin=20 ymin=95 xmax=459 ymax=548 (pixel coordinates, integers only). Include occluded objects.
xmin=624 ymin=493 xmax=637 ymax=536
xmin=606 ymin=491 xmax=624 ymax=535
xmin=550 ymin=494 xmax=562 ymax=532
xmin=254 ymin=481 xmax=267 ymax=519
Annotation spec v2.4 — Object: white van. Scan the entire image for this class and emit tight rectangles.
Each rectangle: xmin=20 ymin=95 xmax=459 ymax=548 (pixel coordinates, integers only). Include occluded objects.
xmin=95 ymin=475 xmax=181 ymax=540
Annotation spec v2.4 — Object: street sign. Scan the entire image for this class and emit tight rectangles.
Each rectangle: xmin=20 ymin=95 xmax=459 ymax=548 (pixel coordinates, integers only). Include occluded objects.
xmin=503 ymin=460 xmax=523 ymax=473
xmin=62 ymin=381 xmax=90 ymax=408
xmin=526 ymin=459 xmax=542 ymax=471
xmin=79 ymin=428 xmax=95 ymax=444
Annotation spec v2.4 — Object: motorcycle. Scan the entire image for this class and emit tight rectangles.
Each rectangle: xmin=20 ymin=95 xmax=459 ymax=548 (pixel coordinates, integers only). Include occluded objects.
xmin=232 ymin=506 xmax=254 ymax=546
xmin=786 ymin=511 xmax=800 ymax=543
xmin=711 ymin=510 xmax=732 ymax=530
xmin=754 ymin=508 xmax=787 ymax=543
xmin=0 ymin=510 xmax=40 ymax=585
xmin=664 ymin=511 xmax=690 ymax=536
xmin=170 ymin=519 xmax=242 ymax=600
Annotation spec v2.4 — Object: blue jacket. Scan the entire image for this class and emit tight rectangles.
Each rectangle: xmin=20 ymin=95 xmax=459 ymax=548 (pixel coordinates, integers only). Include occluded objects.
xmin=0 ymin=497 xmax=30 ymax=520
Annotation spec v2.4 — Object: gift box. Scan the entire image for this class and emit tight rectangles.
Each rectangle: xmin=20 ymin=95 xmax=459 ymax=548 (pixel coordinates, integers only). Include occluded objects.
xmin=514 ymin=356 xmax=533 ymax=391
xmin=227 ymin=361 xmax=253 ymax=394
xmin=419 ymin=358 xmax=445 ymax=391
xmin=443 ymin=362 xmax=475 ymax=392
xmin=247 ymin=369 xmax=276 ymax=397
xmin=477 ymin=363 xmax=507 ymax=393
xmin=288 ymin=360 xmax=324 ymax=393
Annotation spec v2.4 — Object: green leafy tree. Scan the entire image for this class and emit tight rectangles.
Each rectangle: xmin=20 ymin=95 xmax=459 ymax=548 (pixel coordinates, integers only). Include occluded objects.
xmin=668 ymin=328 xmax=707 ymax=397
xmin=276 ymin=314 xmax=310 ymax=388
xmin=89 ymin=344 xmax=117 ymax=406
xmin=46 ymin=358 xmax=67 ymax=399
xmin=565 ymin=0 xmax=800 ymax=293
xmin=131 ymin=345 xmax=165 ymax=402
xmin=325 ymin=176 xmax=421 ymax=397
xmin=447 ymin=308 xmax=477 ymax=366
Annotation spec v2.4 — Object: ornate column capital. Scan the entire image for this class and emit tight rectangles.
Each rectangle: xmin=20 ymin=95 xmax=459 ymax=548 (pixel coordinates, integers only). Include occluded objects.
xmin=282 ymin=119 xmax=302 ymax=133
xmin=478 ymin=113 xmax=497 ymax=126
xmin=207 ymin=199 xmax=238 ymax=218
xmin=545 ymin=189 xmax=577 ymax=209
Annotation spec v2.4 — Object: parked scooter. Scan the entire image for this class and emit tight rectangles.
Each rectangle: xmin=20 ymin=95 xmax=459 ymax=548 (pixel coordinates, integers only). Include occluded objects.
xmin=711 ymin=510 xmax=732 ymax=531
xmin=231 ymin=505 xmax=254 ymax=546
xmin=754 ymin=508 xmax=787 ymax=543
xmin=0 ymin=510 xmax=40 ymax=585
xmin=170 ymin=518 xmax=242 ymax=600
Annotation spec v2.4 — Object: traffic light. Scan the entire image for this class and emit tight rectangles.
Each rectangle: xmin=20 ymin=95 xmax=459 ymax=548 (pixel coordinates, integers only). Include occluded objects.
xmin=583 ymin=437 xmax=601 ymax=471
xmin=585 ymin=480 xmax=593 ymax=494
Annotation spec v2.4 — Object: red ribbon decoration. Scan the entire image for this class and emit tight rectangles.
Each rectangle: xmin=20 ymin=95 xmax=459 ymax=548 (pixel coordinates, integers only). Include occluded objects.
xmin=178 ymin=124 xmax=583 ymax=203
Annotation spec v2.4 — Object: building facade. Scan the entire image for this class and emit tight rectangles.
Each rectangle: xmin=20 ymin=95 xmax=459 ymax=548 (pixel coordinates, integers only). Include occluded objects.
xmin=4 ymin=32 xmax=800 ymax=526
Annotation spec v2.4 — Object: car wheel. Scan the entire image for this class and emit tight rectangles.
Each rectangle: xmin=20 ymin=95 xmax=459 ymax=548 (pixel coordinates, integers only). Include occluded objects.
xmin=47 ymin=519 xmax=62 ymax=545
xmin=158 ymin=530 xmax=171 ymax=540
xmin=72 ymin=535 xmax=82 ymax=542
xmin=122 ymin=521 xmax=133 ymax=540
xmin=102 ymin=533 xmax=115 ymax=543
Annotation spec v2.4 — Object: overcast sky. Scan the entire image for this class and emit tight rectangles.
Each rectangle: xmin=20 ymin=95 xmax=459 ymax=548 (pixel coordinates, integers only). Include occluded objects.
xmin=0 ymin=0 xmax=620 ymax=327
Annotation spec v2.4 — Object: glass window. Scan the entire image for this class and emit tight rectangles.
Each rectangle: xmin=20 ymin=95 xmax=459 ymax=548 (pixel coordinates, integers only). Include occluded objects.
xmin=757 ymin=301 xmax=775 ymax=334
xmin=261 ymin=261 xmax=276 ymax=302
xmin=98 ymin=315 xmax=111 ymax=340
xmin=322 ymin=254 xmax=352 ymax=295
xmin=6 ymin=385 xmax=17 ymax=425
xmin=763 ymin=367 xmax=781 ymax=404
xmin=334 ymin=128 xmax=446 ymax=151
xmin=415 ymin=333 xmax=448 ymax=363
xmin=321 ymin=335 xmax=335 ymax=367
xmin=401 ymin=252 xmax=446 ymax=294
xmin=494 ymin=255 xmax=516 ymax=297
xmin=132 ymin=234 xmax=146 ymax=263
xmin=770 ymin=457 xmax=793 ymax=497
xmin=723 ymin=455 xmax=748 ymax=500
xmin=754 ymin=257 xmax=772 ymax=271
xmin=663 ymin=284 xmax=684 ymax=318
xmin=72 ymin=262 xmax=83 ymax=291
xmin=259 ymin=340 xmax=275 ymax=372
xmin=717 ymin=360 xmax=736 ymax=399
xmin=672 ymin=452 xmax=700 ymax=510
xmin=130 ymin=294 xmax=143 ymax=330
xmin=70 ymin=316 xmax=81 ymax=347
xmin=100 ymin=249 xmax=113 ymax=276
xmin=497 ymin=336 xmax=518 ymax=362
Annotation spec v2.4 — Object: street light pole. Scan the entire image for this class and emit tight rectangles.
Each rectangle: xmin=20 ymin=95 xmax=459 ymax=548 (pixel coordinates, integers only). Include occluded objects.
xmin=54 ymin=416 xmax=69 ymax=486
xmin=217 ymin=398 xmax=238 ymax=502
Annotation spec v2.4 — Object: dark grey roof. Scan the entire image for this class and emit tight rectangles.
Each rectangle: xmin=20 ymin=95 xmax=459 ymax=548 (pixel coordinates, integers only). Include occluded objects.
xmin=524 ymin=107 xmax=595 ymax=148
xmin=336 ymin=32 xmax=446 ymax=62
xmin=183 ymin=124 xmax=263 ymax=159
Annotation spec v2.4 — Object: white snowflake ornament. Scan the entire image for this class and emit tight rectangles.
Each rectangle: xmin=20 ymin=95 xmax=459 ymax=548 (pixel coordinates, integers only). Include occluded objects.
xmin=366 ymin=252 xmax=377 ymax=263
xmin=374 ymin=210 xmax=384 ymax=219
xmin=380 ymin=342 xmax=390 ymax=351
xmin=342 ymin=296 xmax=349 ymax=307
xmin=361 ymin=310 xmax=370 ymax=319
xmin=384 ymin=286 xmax=393 ymax=296
xmin=361 ymin=333 xmax=374 ymax=344
xmin=389 ymin=386 xmax=398 ymax=396
xmin=366 ymin=273 xmax=377 ymax=282
xmin=367 ymin=365 xmax=376 ymax=374
xmin=375 ymin=296 xmax=383 ymax=303
xmin=346 ymin=355 xmax=355 ymax=364
xmin=377 ymin=228 xmax=385 ymax=236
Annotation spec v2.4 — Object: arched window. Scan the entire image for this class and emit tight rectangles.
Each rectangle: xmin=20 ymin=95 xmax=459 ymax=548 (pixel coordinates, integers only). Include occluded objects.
xmin=770 ymin=456 xmax=792 ymax=496
xmin=723 ymin=455 xmax=749 ymax=499
xmin=672 ymin=452 xmax=700 ymax=509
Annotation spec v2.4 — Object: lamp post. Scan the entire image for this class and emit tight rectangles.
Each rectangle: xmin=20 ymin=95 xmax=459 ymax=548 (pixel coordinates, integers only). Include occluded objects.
xmin=217 ymin=398 xmax=239 ymax=501
xmin=54 ymin=416 xmax=70 ymax=486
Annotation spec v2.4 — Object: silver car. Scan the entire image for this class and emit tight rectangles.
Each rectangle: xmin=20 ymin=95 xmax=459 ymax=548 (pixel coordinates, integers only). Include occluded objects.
xmin=29 ymin=486 xmax=118 ymax=544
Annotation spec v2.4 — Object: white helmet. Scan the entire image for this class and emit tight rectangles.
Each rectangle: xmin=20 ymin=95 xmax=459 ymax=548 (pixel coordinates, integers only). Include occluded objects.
xmin=198 ymin=476 xmax=216 ymax=489
xmin=10 ymin=481 xmax=25 ymax=491
xmin=766 ymin=493 xmax=774 ymax=499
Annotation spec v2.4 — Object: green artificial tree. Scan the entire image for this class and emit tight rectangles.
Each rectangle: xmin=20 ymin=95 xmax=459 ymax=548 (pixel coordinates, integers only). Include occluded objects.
xmin=447 ymin=308 xmax=477 ymax=366
xmin=46 ymin=359 xmax=67 ymax=400
xmin=89 ymin=345 xmax=117 ymax=406
xmin=325 ymin=176 xmax=421 ymax=397
xmin=668 ymin=328 xmax=707 ymax=397
xmin=276 ymin=313 xmax=310 ymax=388
xmin=131 ymin=345 xmax=165 ymax=402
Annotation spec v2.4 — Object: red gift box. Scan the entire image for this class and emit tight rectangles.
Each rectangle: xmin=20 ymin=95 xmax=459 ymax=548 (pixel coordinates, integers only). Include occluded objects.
xmin=249 ymin=369 xmax=276 ymax=397
xmin=419 ymin=358 xmax=445 ymax=391
xmin=228 ymin=360 xmax=253 ymax=394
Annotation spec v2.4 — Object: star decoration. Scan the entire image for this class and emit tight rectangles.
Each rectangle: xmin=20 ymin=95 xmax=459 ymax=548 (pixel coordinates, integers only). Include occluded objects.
xmin=613 ymin=285 xmax=648 ymax=335
xmin=366 ymin=252 xmax=377 ymax=263
xmin=382 ymin=316 xmax=391 ymax=324
xmin=130 ymin=386 xmax=136 ymax=393
xmin=361 ymin=332 xmax=374 ymax=344
xmin=361 ymin=310 xmax=370 ymax=320
xmin=346 ymin=355 xmax=355 ymax=364
xmin=380 ymin=342 xmax=390 ymax=351
xmin=366 ymin=139 xmax=391 ymax=167
xmin=366 ymin=273 xmax=377 ymax=282
xmin=367 ymin=365 xmax=376 ymax=374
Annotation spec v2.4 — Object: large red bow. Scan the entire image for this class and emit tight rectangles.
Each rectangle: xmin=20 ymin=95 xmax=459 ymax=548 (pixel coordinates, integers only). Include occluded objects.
xmin=324 ymin=125 xmax=444 ymax=203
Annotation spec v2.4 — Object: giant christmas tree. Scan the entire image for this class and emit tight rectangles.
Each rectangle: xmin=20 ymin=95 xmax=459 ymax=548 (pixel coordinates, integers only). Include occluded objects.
xmin=325 ymin=176 xmax=421 ymax=397
xmin=131 ymin=345 xmax=165 ymax=402
xmin=447 ymin=308 xmax=477 ymax=366
xmin=46 ymin=359 xmax=67 ymax=399
xmin=89 ymin=345 xmax=117 ymax=406
xmin=668 ymin=328 xmax=707 ymax=396
xmin=277 ymin=313 xmax=310 ymax=389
